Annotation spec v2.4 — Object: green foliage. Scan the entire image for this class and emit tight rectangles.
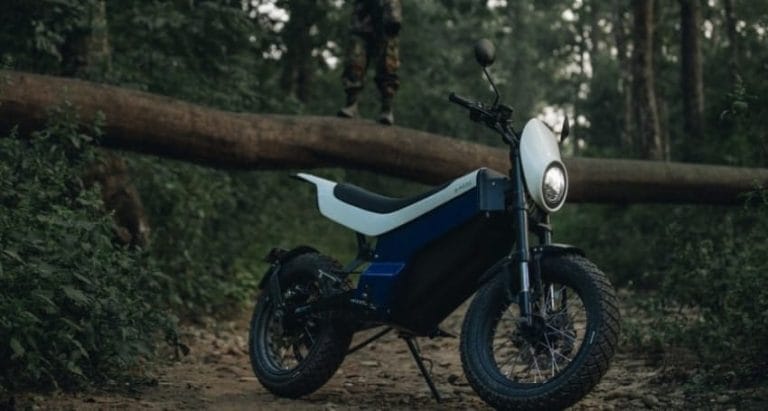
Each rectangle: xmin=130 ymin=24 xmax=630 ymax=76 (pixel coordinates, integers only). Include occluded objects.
xmin=598 ymin=197 xmax=768 ymax=381
xmin=556 ymin=204 xmax=668 ymax=288
xmin=107 ymin=1 xmax=275 ymax=110
xmin=557 ymin=192 xmax=768 ymax=382
xmin=125 ymin=157 xmax=356 ymax=316
xmin=2 ymin=0 xmax=768 ymax=393
xmin=126 ymin=157 xmax=258 ymax=316
xmin=0 ymin=108 xmax=176 ymax=390
xmin=0 ymin=0 xmax=103 ymax=73
xmin=660 ymin=199 xmax=767 ymax=368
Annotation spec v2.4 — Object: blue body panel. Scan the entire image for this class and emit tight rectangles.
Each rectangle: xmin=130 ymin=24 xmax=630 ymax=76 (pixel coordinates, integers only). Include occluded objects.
xmin=354 ymin=186 xmax=482 ymax=311
xmin=345 ymin=168 xmax=510 ymax=319
xmin=376 ymin=187 xmax=481 ymax=261
xmin=354 ymin=262 xmax=405 ymax=314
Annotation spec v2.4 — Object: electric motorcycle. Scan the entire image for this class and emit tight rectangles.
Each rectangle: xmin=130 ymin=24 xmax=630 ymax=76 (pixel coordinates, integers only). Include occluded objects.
xmin=248 ymin=39 xmax=619 ymax=410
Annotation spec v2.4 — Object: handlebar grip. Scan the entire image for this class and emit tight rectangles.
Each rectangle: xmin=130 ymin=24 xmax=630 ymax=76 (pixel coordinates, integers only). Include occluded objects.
xmin=449 ymin=92 xmax=474 ymax=109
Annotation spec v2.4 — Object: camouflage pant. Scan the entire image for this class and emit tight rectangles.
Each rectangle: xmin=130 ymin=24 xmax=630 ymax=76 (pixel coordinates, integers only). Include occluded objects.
xmin=341 ymin=33 xmax=400 ymax=100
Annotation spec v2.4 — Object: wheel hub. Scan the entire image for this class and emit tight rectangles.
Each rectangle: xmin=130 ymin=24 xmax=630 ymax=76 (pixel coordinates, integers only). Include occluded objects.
xmin=513 ymin=307 xmax=575 ymax=355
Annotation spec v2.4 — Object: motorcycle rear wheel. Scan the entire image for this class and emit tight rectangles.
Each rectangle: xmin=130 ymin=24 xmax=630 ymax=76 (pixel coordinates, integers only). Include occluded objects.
xmin=460 ymin=254 xmax=620 ymax=410
xmin=248 ymin=252 xmax=352 ymax=398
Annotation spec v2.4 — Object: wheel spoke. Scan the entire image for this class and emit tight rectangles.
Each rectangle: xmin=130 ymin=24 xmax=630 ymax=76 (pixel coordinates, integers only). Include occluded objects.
xmin=542 ymin=331 xmax=560 ymax=378
xmin=493 ymin=334 xmax=515 ymax=351
xmin=304 ymin=325 xmax=316 ymax=346
xmin=491 ymin=281 xmax=588 ymax=385
xmin=261 ymin=286 xmax=324 ymax=372
xmin=292 ymin=342 xmax=304 ymax=362
xmin=545 ymin=323 xmax=577 ymax=343
xmin=503 ymin=347 xmax=526 ymax=377
xmin=530 ymin=346 xmax=544 ymax=383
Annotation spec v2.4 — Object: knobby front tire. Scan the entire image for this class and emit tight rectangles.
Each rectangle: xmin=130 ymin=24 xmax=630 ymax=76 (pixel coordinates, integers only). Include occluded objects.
xmin=460 ymin=254 xmax=620 ymax=410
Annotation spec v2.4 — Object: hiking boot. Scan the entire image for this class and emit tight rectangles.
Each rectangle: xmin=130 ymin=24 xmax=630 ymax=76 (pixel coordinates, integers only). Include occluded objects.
xmin=379 ymin=97 xmax=394 ymax=125
xmin=337 ymin=101 xmax=359 ymax=118
xmin=378 ymin=108 xmax=394 ymax=125
xmin=338 ymin=91 xmax=360 ymax=118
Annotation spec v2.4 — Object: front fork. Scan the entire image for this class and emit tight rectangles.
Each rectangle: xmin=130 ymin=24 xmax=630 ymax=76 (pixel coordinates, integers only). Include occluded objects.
xmin=512 ymin=224 xmax=552 ymax=326
xmin=508 ymin=148 xmax=552 ymax=325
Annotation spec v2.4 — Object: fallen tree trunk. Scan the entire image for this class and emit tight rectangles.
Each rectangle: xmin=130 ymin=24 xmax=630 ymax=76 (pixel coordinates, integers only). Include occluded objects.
xmin=2 ymin=70 xmax=767 ymax=204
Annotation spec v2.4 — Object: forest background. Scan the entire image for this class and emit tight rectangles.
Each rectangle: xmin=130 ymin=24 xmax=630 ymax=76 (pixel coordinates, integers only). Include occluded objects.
xmin=0 ymin=0 xmax=766 ymax=398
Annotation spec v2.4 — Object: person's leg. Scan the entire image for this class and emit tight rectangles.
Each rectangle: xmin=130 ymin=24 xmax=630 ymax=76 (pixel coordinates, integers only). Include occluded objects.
xmin=338 ymin=35 xmax=369 ymax=118
xmin=374 ymin=36 xmax=400 ymax=125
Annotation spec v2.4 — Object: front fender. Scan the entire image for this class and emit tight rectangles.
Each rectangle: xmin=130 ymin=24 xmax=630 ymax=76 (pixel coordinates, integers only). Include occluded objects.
xmin=476 ymin=243 xmax=584 ymax=286
xmin=531 ymin=243 xmax=585 ymax=259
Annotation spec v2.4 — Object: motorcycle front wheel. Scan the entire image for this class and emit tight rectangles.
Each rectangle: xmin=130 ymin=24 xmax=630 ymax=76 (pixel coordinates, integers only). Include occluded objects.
xmin=460 ymin=254 xmax=620 ymax=410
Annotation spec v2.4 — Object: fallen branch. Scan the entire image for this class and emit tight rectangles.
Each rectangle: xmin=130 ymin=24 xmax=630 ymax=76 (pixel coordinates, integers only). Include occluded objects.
xmin=2 ymin=70 xmax=766 ymax=204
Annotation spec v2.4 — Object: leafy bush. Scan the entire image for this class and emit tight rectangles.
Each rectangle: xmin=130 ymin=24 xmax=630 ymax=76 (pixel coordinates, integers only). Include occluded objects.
xmin=0 ymin=107 xmax=176 ymax=390
xmin=556 ymin=204 xmax=680 ymax=288
xmin=614 ymin=195 xmax=768 ymax=381
xmin=558 ymin=193 xmax=768 ymax=384
xmin=662 ymin=199 xmax=767 ymax=366
xmin=125 ymin=157 xmax=255 ymax=316
xmin=125 ymin=157 xmax=356 ymax=317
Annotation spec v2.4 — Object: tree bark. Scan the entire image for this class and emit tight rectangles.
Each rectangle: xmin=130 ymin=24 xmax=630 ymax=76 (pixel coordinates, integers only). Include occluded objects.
xmin=631 ymin=0 xmax=664 ymax=160
xmin=679 ymin=0 xmax=705 ymax=153
xmin=723 ymin=0 xmax=740 ymax=87
xmin=1 ymin=70 xmax=767 ymax=205
xmin=280 ymin=0 xmax=321 ymax=102
xmin=613 ymin=0 xmax=634 ymax=152
xmin=58 ymin=0 xmax=150 ymax=247
xmin=61 ymin=0 xmax=112 ymax=78
xmin=84 ymin=153 xmax=151 ymax=247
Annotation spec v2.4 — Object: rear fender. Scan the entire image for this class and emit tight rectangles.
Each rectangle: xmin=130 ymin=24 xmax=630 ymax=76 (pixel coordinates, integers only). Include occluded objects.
xmin=257 ymin=245 xmax=318 ymax=290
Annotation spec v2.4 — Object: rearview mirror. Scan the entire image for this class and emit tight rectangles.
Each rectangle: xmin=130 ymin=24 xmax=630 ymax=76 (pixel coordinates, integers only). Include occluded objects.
xmin=474 ymin=39 xmax=496 ymax=68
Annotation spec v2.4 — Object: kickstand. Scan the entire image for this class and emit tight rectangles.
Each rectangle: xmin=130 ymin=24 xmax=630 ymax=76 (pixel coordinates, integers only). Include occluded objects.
xmin=402 ymin=336 xmax=441 ymax=403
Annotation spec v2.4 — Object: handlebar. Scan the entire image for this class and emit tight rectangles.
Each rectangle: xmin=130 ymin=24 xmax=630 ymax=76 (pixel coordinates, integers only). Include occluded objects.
xmin=448 ymin=92 xmax=517 ymax=143
xmin=448 ymin=92 xmax=475 ymax=110
xmin=448 ymin=92 xmax=489 ymax=120
xmin=448 ymin=91 xmax=496 ymax=125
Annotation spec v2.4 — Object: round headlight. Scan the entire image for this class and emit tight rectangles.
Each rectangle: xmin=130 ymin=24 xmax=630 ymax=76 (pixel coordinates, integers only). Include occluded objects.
xmin=542 ymin=163 xmax=567 ymax=209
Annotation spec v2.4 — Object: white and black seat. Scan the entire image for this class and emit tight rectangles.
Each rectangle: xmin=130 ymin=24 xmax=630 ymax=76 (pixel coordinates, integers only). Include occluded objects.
xmin=331 ymin=182 xmax=451 ymax=214
xmin=295 ymin=169 xmax=483 ymax=236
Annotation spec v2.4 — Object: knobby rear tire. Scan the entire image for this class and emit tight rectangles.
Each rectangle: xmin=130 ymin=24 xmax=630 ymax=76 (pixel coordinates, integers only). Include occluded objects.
xmin=248 ymin=253 xmax=353 ymax=398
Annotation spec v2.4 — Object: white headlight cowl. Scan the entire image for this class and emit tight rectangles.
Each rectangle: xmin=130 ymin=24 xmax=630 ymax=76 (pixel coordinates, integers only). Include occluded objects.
xmin=519 ymin=119 xmax=569 ymax=212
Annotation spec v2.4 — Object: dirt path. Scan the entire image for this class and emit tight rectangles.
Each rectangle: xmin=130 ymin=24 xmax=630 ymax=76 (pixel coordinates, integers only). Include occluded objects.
xmin=18 ymin=300 xmax=768 ymax=410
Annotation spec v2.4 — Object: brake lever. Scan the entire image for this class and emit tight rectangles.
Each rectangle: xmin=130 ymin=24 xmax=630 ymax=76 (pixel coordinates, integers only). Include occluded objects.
xmin=469 ymin=105 xmax=485 ymax=122
xmin=497 ymin=104 xmax=513 ymax=121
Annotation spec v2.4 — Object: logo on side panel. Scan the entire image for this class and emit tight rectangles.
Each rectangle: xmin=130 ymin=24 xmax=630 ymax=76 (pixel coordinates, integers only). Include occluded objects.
xmin=454 ymin=180 xmax=473 ymax=193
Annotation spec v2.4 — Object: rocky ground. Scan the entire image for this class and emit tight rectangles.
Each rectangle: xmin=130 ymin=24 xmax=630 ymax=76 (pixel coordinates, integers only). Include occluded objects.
xmin=12 ymin=297 xmax=768 ymax=410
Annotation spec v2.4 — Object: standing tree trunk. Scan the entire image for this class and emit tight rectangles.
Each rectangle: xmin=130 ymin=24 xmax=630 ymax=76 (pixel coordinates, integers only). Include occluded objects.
xmin=85 ymin=155 xmax=151 ymax=247
xmin=572 ymin=21 xmax=588 ymax=157
xmin=723 ymin=0 xmax=740 ymax=88
xmin=631 ymin=0 xmax=664 ymax=160
xmin=280 ymin=0 xmax=322 ymax=102
xmin=613 ymin=0 xmax=634 ymax=153
xmin=654 ymin=0 xmax=671 ymax=160
xmin=61 ymin=0 xmax=112 ymax=78
xmin=60 ymin=0 xmax=150 ymax=247
xmin=679 ymin=0 xmax=705 ymax=155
